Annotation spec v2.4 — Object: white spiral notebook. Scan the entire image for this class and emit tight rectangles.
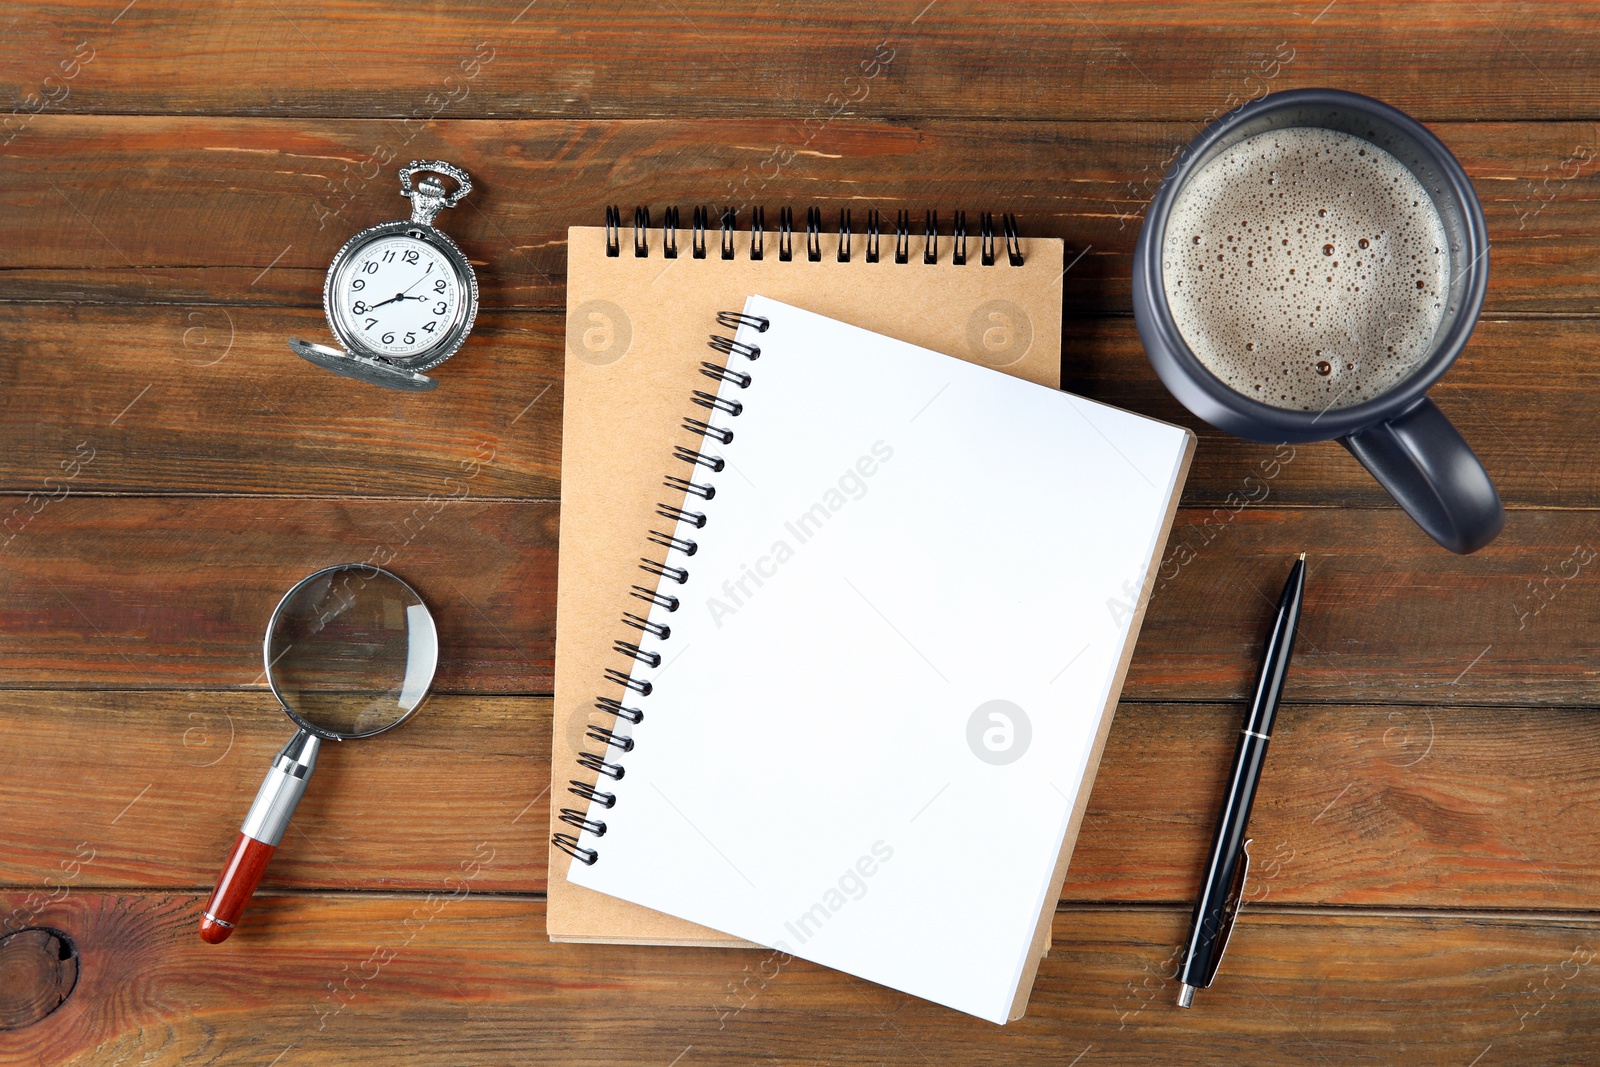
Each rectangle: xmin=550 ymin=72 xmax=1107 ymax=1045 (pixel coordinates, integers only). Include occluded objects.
xmin=559 ymin=296 xmax=1194 ymax=1024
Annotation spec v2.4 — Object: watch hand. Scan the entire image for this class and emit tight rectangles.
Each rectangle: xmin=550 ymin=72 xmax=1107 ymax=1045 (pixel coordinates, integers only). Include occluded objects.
xmin=367 ymin=292 xmax=428 ymax=312
xmin=367 ymin=291 xmax=408 ymax=311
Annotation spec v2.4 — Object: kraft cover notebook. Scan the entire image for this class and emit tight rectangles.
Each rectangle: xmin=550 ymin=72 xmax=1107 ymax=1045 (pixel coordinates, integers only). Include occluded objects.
xmin=557 ymin=297 xmax=1194 ymax=1024
xmin=550 ymin=209 xmax=1067 ymax=948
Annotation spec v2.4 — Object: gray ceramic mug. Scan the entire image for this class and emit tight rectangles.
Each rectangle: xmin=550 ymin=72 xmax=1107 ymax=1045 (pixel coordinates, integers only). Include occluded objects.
xmin=1132 ymin=88 xmax=1503 ymax=554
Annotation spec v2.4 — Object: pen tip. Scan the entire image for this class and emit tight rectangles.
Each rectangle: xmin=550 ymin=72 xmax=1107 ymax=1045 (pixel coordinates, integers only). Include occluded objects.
xmin=1177 ymin=984 xmax=1195 ymax=1008
xmin=1298 ymin=552 xmax=1306 ymax=562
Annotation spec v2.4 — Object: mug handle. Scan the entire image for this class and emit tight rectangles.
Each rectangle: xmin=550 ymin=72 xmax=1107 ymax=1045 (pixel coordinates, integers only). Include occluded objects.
xmin=1340 ymin=398 xmax=1504 ymax=554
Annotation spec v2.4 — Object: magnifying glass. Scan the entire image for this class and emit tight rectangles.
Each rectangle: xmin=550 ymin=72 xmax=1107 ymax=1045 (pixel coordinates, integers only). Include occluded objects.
xmin=199 ymin=564 xmax=439 ymax=944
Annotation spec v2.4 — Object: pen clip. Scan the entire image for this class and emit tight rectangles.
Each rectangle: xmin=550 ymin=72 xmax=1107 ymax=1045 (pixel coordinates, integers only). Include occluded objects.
xmin=1198 ymin=838 xmax=1252 ymax=988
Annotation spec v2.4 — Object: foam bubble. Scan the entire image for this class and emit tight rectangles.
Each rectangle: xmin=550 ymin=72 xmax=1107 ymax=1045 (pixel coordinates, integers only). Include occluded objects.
xmin=1162 ymin=127 xmax=1451 ymax=412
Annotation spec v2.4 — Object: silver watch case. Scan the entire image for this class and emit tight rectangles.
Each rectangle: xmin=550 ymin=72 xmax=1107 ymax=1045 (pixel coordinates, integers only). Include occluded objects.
xmin=288 ymin=338 xmax=440 ymax=391
xmin=321 ymin=219 xmax=480 ymax=376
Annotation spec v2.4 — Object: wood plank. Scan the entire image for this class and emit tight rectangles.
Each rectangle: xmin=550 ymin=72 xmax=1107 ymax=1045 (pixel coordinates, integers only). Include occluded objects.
xmin=3 ymin=2 xmax=1599 ymax=122
xmin=0 ymin=304 xmax=563 ymax=500
xmin=0 ymin=305 xmax=1588 ymax=511
xmin=1073 ymin=701 xmax=1600 ymax=910
xmin=5 ymin=693 xmax=1598 ymax=913
xmin=0 ymin=497 xmax=555 ymax=692
xmin=4 ymin=116 xmax=1600 ymax=315
xmin=4 ymin=893 xmax=1598 ymax=1064
xmin=0 ymin=692 xmax=549 ymax=895
xmin=1134 ymin=507 xmax=1600 ymax=706
xmin=1063 ymin=313 xmax=1600 ymax=511
xmin=3 ymin=499 xmax=1597 ymax=703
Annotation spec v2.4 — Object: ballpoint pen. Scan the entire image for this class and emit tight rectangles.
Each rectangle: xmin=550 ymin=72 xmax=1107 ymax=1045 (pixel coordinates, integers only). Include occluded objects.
xmin=1177 ymin=552 xmax=1306 ymax=1008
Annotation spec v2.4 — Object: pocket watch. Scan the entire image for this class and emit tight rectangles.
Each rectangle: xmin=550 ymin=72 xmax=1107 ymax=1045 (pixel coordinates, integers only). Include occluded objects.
xmin=289 ymin=160 xmax=479 ymax=391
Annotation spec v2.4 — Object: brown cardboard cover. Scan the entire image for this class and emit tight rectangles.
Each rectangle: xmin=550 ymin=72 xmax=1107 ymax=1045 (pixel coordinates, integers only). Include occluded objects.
xmin=550 ymin=223 xmax=1077 ymax=968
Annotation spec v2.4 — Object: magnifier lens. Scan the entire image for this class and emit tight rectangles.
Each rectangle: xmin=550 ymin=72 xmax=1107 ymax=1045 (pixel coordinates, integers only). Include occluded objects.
xmin=265 ymin=566 xmax=438 ymax=738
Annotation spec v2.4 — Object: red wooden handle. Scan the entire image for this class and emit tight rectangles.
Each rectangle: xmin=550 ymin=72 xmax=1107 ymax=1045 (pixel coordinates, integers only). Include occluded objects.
xmin=199 ymin=832 xmax=275 ymax=944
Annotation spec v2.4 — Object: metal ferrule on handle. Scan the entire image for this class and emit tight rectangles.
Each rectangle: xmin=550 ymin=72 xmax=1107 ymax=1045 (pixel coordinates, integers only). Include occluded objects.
xmin=200 ymin=731 xmax=322 ymax=944
xmin=240 ymin=732 xmax=321 ymax=846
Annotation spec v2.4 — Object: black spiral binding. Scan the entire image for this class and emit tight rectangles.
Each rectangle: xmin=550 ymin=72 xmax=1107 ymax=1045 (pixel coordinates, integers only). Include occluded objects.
xmin=553 ymin=306 xmax=773 ymax=868
xmin=605 ymin=205 xmax=621 ymax=257
xmin=692 ymin=206 xmax=709 ymax=260
xmin=720 ymin=207 xmax=737 ymax=260
xmin=633 ymin=206 xmax=650 ymax=258
xmin=603 ymin=205 xmax=1025 ymax=266
xmin=662 ymin=207 xmax=680 ymax=259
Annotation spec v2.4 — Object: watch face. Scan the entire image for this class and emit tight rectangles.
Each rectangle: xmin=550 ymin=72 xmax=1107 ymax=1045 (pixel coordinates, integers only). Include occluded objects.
xmin=327 ymin=228 xmax=473 ymax=364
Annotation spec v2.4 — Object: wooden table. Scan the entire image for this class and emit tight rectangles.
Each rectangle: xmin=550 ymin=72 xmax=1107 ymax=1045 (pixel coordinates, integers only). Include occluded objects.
xmin=4 ymin=2 xmax=1600 ymax=1062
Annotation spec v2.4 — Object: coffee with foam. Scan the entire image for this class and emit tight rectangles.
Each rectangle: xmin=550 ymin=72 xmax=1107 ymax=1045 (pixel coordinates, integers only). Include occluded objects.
xmin=1162 ymin=127 xmax=1451 ymax=412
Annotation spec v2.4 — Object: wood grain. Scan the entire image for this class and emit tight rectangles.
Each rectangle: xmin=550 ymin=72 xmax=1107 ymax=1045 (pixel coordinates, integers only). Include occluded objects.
xmin=0 ymin=927 xmax=79 ymax=1030
xmin=0 ymin=304 xmax=562 ymax=499
xmin=3 ymin=499 xmax=1597 ymax=702
xmin=4 ymin=116 xmax=1600 ymax=314
xmin=4 ymin=692 xmax=1599 ymax=913
xmin=0 ymin=692 xmax=550 ymax=895
xmin=3 ymin=2 xmax=1599 ymax=122
xmin=1134 ymin=507 xmax=1600 ymax=705
xmin=4 ymin=893 xmax=1599 ymax=1064
xmin=0 ymin=303 xmax=1587 ymax=510
xmin=0 ymin=497 xmax=555 ymax=692
xmin=1062 ymin=314 xmax=1600 ymax=512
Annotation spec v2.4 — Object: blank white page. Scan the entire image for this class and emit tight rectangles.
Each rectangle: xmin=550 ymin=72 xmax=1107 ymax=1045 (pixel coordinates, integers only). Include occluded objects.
xmin=567 ymin=295 xmax=1192 ymax=1024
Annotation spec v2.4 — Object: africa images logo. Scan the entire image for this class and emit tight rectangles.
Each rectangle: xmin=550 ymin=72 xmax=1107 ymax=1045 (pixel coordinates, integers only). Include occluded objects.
xmin=966 ymin=700 xmax=1032 ymax=765
xmin=774 ymin=840 xmax=895 ymax=952
xmin=567 ymin=299 xmax=633 ymax=366
xmin=704 ymin=440 xmax=893 ymax=628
